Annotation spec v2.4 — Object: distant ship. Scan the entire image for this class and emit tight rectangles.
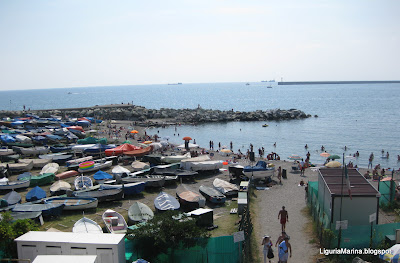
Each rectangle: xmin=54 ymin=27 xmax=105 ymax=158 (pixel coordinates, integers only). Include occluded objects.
xmin=246 ymin=83 xmax=250 ymax=85
xmin=168 ymin=83 xmax=182 ymax=85
xmin=67 ymin=92 xmax=72 ymax=94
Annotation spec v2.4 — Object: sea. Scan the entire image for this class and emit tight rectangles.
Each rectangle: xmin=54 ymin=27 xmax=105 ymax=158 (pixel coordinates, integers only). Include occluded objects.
xmin=1 ymin=82 xmax=399 ymax=169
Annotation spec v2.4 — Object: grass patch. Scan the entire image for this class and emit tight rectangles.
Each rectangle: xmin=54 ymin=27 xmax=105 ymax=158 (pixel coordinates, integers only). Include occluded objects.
xmin=249 ymin=188 xmax=262 ymax=263
xmin=210 ymin=200 xmax=239 ymax=237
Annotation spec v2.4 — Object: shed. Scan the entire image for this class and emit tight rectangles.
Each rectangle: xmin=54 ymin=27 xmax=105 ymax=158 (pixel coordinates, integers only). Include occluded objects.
xmin=33 ymin=255 xmax=97 ymax=263
xmin=318 ymin=168 xmax=381 ymax=227
xmin=15 ymin=231 xmax=125 ymax=263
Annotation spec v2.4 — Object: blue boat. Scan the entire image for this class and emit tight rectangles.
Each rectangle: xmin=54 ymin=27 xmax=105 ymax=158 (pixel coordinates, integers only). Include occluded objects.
xmin=83 ymin=144 xmax=116 ymax=154
xmin=154 ymin=191 xmax=180 ymax=211
xmin=12 ymin=203 xmax=65 ymax=217
xmin=243 ymin=160 xmax=275 ymax=179
xmin=100 ymin=182 xmax=146 ymax=195
xmin=50 ymin=145 xmax=72 ymax=153
xmin=26 ymin=186 xmax=46 ymax=202
xmin=93 ymin=170 xmax=113 ymax=182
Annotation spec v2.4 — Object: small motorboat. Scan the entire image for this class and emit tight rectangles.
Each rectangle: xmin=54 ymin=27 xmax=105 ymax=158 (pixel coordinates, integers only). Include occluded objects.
xmin=12 ymin=203 xmax=65 ymax=217
xmin=20 ymin=146 xmax=50 ymax=156
xmin=72 ymin=188 xmax=123 ymax=203
xmin=0 ymin=178 xmax=30 ymax=191
xmin=40 ymin=163 xmax=59 ymax=174
xmin=176 ymin=184 xmax=206 ymax=210
xmin=262 ymin=124 xmax=268 ymax=127
xmin=131 ymin=161 xmax=150 ymax=172
xmin=112 ymin=165 xmax=131 ymax=178
xmin=50 ymin=180 xmax=72 ymax=196
xmin=45 ymin=197 xmax=98 ymax=210
xmin=73 ymin=217 xmax=103 ymax=234
xmin=100 ymin=182 xmax=146 ymax=195
xmin=102 ymin=209 xmax=128 ymax=234
xmin=117 ymin=175 xmax=166 ymax=188
xmin=213 ymin=178 xmax=239 ymax=197
xmin=38 ymin=153 xmax=73 ymax=164
xmin=199 ymin=185 xmax=226 ymax=204
xmin=128 ymin=201 xmax=154 ymax=224
xmin=93 ymin=170 xmax=113 ymax=183
xmin=2 ymin=190 xmax=22 ymax=206
xmin=154 ymin=191 xmax=180 ymax=211
xmin=29 ymin=173 xmax=55 ymax=187
xmin=55 ymin=170 xmax=79 ymax=180
xmin=0 ymin=161 xmax=34 ymax=172
xmin=124 ymin=146 xmax=153 ymax=157
xmin=18 ymin=158 xmax=52 ymax=168
xmin=74 ymin=175 xmax=93 ymax=190
xmin=26 ymin=186 xmax=46 ymax=202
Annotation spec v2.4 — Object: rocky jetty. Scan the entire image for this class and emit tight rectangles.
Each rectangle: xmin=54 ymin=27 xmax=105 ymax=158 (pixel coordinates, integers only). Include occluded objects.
xmin=0 ymin=105 xmax=311 ymax=124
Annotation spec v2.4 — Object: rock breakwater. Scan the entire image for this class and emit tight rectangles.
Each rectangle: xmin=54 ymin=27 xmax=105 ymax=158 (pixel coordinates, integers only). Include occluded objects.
xmin=0 ymin=105 xmax=311 ymax=124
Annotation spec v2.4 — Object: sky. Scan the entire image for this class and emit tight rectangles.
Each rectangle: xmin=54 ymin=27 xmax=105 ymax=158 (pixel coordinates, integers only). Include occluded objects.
xmin=0 ymin=0 xmax=399 ymax=91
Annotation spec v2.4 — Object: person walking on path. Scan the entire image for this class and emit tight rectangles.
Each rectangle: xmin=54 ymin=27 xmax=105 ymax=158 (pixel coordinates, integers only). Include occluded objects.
xmin=277 ymin=166 xmax=282 ymax=185
xmin=275 ymin=231 xmax=287 ymax=247
xmin=278 ymin=236 xmax=292 ymax=263
xmin=261 ymin=235 xmax=274 ymax=263
xmin=278 ymin=206 xmax=289 ymax=232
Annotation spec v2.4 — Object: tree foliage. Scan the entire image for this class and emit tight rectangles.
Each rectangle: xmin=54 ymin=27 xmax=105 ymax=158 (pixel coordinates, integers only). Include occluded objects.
xmin=127 ymin=210 xmax=210 ymax=261
xmin=0 ymin=212 xmax=39 ymax=258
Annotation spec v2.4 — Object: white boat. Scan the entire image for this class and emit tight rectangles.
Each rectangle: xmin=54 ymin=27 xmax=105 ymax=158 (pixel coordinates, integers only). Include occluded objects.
xmin=0 ymin=179 xmax=30 ymax=191
xmin=71 ymin=144 xmax=97 ymax=152
xmin=72 ymin=216 xmax=103 ymax=234
xmin=74 ymin=175 xmax=93 ymax=190
xmin=20 ymin=146 xmax=50 ymax=156
xmin=78 ymin=160 xmax=112 ymax=173
xmin=102 ymin=209 xmax=128 ymax=234
xmin=19 ymin=158 xmax=52 ymax=168
xmin=45 ymin=197 xmax=98 ymax=211
xmin=112 ymin=165 xmax=131 ymax=177
xmin=15 ymin=135 xmax=32 ymax=144
xmin=185 ymin=161 xmax=223 ymax=171
xmin=128 ymin=201 xmax=154 ymax=224
xmin=50 ymin=180 xmax=72 ymax=196
xmin=66 ymin=156 xmax=93 ymax=167
xmin=131 ymin=161 xmax=150 ymax=172
xmin=40 ymin=163 xmax=59 ymax=174
xmin=161 ymin=153 xmax=191 ymax=164
xmin=213 ymin=178 xmax=239 ymax=197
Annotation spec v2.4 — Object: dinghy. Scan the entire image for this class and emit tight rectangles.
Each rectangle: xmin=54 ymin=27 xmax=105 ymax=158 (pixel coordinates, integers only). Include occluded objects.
xmin=176 ymin=184 xmax=206 ymax=209
xmin=213 ymin=178 xmax=239 ymax=197
xmin=2 ymin=190 xmax=22 ymax=205
xmin=124 ymin=146 xmax=153 ymax=157
xmin=19 ymin=158 xmax=51 ymax=168
xmin=29 ymin=173 xmax=55 ymax=187
xmin=77 ymin=160 xmax=112 ymax=173
xmin=73 ymin=217 xmax=103 ymax=234
xmin=74 ymin=175 xmax=93 ymax=190
xmin=199 ymin=185 xmax=226 ymax=204
xmin=93 ymin=170 xmax=113 ymax=183
xmin=72 ymin=188 xmax=123 ymax=203
xmin=66 ymin=156 xmax=93 ymax=167
xmin=102 ymin=209 xmax=128 ymax=234
xmin=118 ymin=175 xmax=165 ymax=188
xmin=0 ymin=161 xmax=34 ymax=172
xmin=38 ymin=153 xmax=73 ymax=163
xmin=0 ymin=178 xmax=30 ymax=191
xmin=20 ymin=146 xmax=49 ymax=156
xmin=55 ymin=170 xmax=79 ymax=180
xmin=50 ymin=180 xmax=72 ymax=196
xmin=161 ymin=153 xmax=191 ymax=163
xmin=112 ymin=165 xmax=131 ymax=178
xmin=100 ymin=182 xmax=146 ymax=195
xmin=131 ymin=161 xmax=150 ymax=172
xmin=105 ymin=143 xmax=141 ymax=156
xmin=12 ymin=203 xmax=65 ymax=217
xmin=40 ymin=163 xmax=59 ymax=174
xmin=128 ymin=201 xmax=154 ymax=224
xmin=154 ymin=191 xmax=180 ymax=211
xmin=26 ymin=186 xmax=47 ymax=202
xmin=45 ymin=197 xmax=98 ymax=210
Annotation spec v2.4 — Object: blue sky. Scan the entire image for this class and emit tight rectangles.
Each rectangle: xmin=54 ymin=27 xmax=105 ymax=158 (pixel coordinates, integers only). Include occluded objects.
xmin=0 ymin=0 xmax=399 ymax=90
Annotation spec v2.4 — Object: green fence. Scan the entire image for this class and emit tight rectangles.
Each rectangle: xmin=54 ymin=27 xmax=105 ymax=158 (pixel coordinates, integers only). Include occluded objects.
xmin=125 ymin=236 xmax=242 ymax=263
xmin=379 ymin=180 xmax=395 ymax=205
xmin=307 ymin=180 xmax=399 ymax=249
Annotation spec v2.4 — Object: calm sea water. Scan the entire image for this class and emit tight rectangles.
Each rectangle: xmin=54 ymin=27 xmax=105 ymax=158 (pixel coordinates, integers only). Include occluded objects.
xmin=1 ymin=82 xmax=399 ymax=168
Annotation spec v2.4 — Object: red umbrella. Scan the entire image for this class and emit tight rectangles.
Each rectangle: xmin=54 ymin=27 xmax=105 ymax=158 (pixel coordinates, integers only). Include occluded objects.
xmin=182 ymin=136 xmax=192 ymax=141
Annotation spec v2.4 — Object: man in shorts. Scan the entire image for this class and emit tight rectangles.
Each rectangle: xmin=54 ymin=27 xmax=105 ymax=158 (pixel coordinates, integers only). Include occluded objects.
xmin=278 ymin=206 xmax=289 ymax=232
xmin=278 ymin=236 xmax=292 ymax=263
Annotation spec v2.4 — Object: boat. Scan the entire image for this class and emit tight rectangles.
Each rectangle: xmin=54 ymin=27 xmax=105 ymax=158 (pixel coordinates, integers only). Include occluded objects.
xmin=20 ymin=146 xmax=50 ymax=156
xmin=10 ymin=211 xmax=43 ymax=224
xmin=1 ymin=154 xmax=20 ymax=162
xmin=0 ymin=178 xmax=30 ymax=191
xmin=160 ymin=153 xmax=191 ymax=164
xmin=72 ymin=188 xmax=123 ymax=203
xmin=114 ymin=174 xmax=165 ymax=188
xmin=128 ymin=201 xmax=154 ymax=224
xmin=213 ymin=178 xmax=239 ymax=197
xmin=0 ymin=148 xmax=15 ymax=156
xmin=55 ymin=170 xmax=79 ymax=180
xmin=74 ymin=175 xmax=93 ymax=190
xmin=72 ymin=217 xmax=103 ymax=234
xmin=19 ymin=158 xmax=52 ymax=168
xmin=93 ymin=170 xmax=113 ymax=182
xmin=29 ymin=173 xmax=55 ymax=187
xmin=50 ymin=180 xmax=72 ymax=196
xmin=12 ymin=203 xmax=65 ymax=217
xmin=112 ymin=165 xmax=131 ymax=178
xmin=102 ymin=209 xmax=128 ymax=234
xmin=50 ymin=145 xmax=72 ymax=153
xmin=2 ymin=190 xmax=22 ymax=205
xmin=154 ymin=191 xmax=180 ymax=211
xmin=40 ymin=163 xmax=59 ymax=174
xmin=0 ymin=161 xmax=34 ymax=172
xmin=185 ymin=160 xmax=223 ymax=172
xmin=38 ymin=153 xmax=73 ymax=163
xmin=124 ymin=146 xmax=153 ymax=157
xmin=45 ymin=197 xmax=98 ymax=210
xmin=105 ymin=143 xmax=141 ymax=156
xmin=262 ymin=124 xmax=268 ymax=127
xmin=243 ymin=160 xmax=275 ymax=179
xmin=100 ymin=182 xmax=146 ymax=195
xmin=83 ymin=144 xmax=116 ymax=154
xmin=0 ymin=198 xmax=8 ymax=208
xmin=77 ymin=160 xmax=112 ymax=173
xmin=26 ymin=186 xmax=47 ymax=202
xmin=199 ymin=185 xmax=226 ymax=204
xmin=71 ymin=144 xmax=97 ymax=152
xmin=66 ymin=156 xmax=93 ymax=167
xmin=176 ymin=184 xmax=206 ymax=209
xmin=131 ymin=161 xmax=150 ymax=172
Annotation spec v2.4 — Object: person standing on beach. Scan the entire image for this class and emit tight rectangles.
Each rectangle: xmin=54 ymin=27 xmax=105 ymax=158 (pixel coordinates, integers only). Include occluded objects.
xmin=278 ymin=206 xmax=288 ymax=232
xmin=261 ymin=235 xmax=274 ymax=263
xmin=277 ymin=166 xmax=282 ymax=184
xmin=278 ymin=236 xmax=292 ymax=263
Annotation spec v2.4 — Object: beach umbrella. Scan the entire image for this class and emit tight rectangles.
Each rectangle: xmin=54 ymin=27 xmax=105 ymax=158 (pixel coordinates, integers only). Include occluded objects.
xmin=143 ymin=141 xmax=152 ymax=144
xmin=182 ymin=136 xmax=192 ymax=141
xmin=325 ymin=161 xmax=342 ymax=168
xmin=221 ymin=149 xmax=232 ymax=153
xmin=329 ymin=154 xmax=341 ymax=160
xmin=320 ymin=152 xmax=330 ymax=157
xmin=288 ymin=154 xmax=302 ymax=160
xmin=130 ymin=130 xmax=139 ymax=134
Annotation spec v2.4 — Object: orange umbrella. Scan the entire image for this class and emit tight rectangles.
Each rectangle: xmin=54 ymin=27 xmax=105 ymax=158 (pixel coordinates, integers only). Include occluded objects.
xmin=320 ymin=152 xmax=330 ymax=157
xmin=182 ymin=136 xmax=192 ymax=141
xmin=130 ymin=130 xmax=139 ymax=134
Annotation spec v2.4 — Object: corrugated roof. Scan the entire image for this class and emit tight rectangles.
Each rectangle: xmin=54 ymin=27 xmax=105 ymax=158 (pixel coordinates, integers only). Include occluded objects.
xmin=319 ymin=168 xmax=380 ymax=197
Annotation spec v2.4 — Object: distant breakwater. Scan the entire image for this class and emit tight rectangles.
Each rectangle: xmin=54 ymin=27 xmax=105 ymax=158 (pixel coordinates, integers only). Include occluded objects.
xmin=278 ymin=80 xmax=400 ymax=85
xmin=0 ymin=104 xmax=312 ymax=125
